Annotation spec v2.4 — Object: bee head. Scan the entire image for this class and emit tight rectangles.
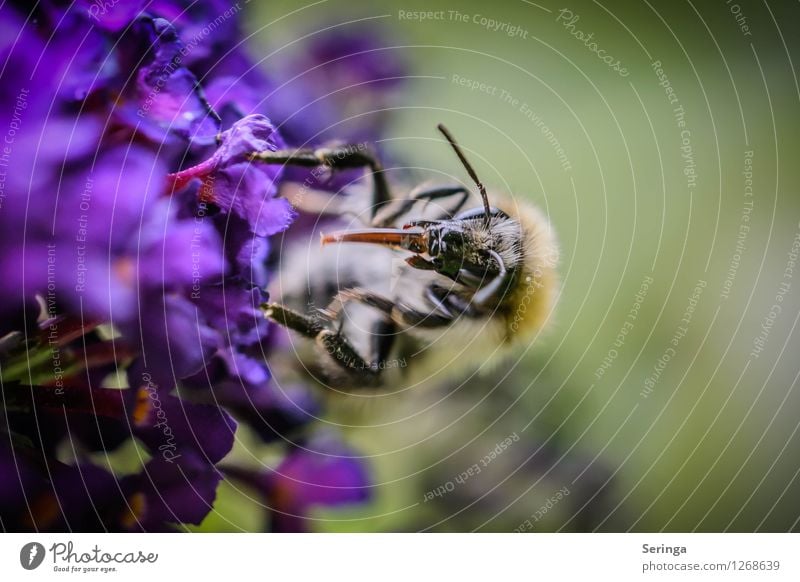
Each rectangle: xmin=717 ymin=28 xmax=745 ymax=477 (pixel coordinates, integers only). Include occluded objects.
xmin=320 ymin=206 xmax=519 ymax=282
xmin=425 ymin=206 xmax=517 ymax=275
xmin=321 ymin=125 xmax=520 ymax=282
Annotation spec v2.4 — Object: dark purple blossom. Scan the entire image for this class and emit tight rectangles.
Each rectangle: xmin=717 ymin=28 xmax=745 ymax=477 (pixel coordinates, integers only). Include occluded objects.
xmin=121 ymin=453 xmax=224 ymax=530
xmin=269 ymin=26 xmax=407 ymax=146
xmin=226 ymin=433 xmax=371 ymax=532
xmin=263 ymin=26 xmax=408 ymax=194
xmin=2 ymin=381 xmax=236 ymax=462
xmin=143 ymin=0 xmax=256 ymax=81
xmin=268 ymin=437 xmax=370 ymax=532
xmin=1 ymin=379 xmax=236 ymax=531
xmin=214 ymin=381 xmax=321 ymax=443
xmin=114 ymin=16 xmax=220 ymax=146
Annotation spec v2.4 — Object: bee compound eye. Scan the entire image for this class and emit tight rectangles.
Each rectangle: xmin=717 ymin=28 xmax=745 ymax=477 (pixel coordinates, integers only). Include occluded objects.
xmin=428 ymin=233 xmax=441 ymax=256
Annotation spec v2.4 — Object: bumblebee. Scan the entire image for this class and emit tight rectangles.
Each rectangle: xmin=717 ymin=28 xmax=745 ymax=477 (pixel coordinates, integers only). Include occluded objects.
xmin=254 ymin=125 xmax=559 ymax=392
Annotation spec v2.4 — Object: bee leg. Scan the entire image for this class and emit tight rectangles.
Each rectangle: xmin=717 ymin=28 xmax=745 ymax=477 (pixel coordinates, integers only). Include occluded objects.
xmin=425 ymin=286 xmax=455 ymax=318
xmin=323 ymin=288 xmax=395 ymax=321
xmin=410 ymin=256 xmax=481 ymax=290
xmin=405 ymin=255 xmax=436 ymax=271
xmin=263 ymin=302 xmax=381 ymax=380
xmin=372 ymin=185 xmax=469 ymax=226
xmin=428 ymin=289 xmax=490 ymax=319
xmin=334 ymin=288 xmax=453 ymax=329
xmin=191 ymin=82 xmax=222 ymax=133
xmin=473 ymin=250 xmax=511 ymax=307
xmin=316 ymin=330 xmax=381 ymax=381
xmin=429 ymin=284 xmax=497 ymax=320
xmin=261 ymin=302 xmax=326 ymax=339
xmin=250 ymin=145 xmax=391 ymax=217
xmin=394 ymin=303 xmax=453 ymax=328
xmin=370 ymin=318 xmax=397 ymax=366
xmin=451 ymin=250 xmax=514 ymax=314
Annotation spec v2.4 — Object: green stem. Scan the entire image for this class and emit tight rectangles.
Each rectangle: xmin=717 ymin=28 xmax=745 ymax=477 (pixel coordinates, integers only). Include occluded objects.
xmin=0 ymin=345 xmax=59 ymax=383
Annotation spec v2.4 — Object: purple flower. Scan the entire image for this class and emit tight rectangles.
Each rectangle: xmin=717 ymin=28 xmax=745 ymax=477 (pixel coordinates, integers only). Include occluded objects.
xmin=269 ymin=27 xmax=408 ymax=146
xmin=74 ymin=1 xmax=147 ymax=32
xmin=0 ymin=438 xmax=225 ymax=531
xmin=226 ymin=433 xmax=371 ymax=532
xmin=167 ymin=114 xmax=295 ymax=237
xmin=178 ymin=285 xmax=317 ymax=443
xmin=216 ymin=381 xmax=321 ymax=443
xmin=127 ymin=370 xmax=238 ymax=464
xmin=0 ymin=1 xmax=395 ymax=533
xmin=264 ymin=27 xmax=409 ymax=192
xmin=221 ymin=215 xmax=273 ymax=287
xmin=0 ymin=442 xmax=50 ymax=531
xmin=2 ymin=380 xmax=236 ymax=463
xmin=114 ymin=16 xmax=220 ymax=146
xmin=122 ymin=453 xmax=224 ymax=530
xmin=144 ymin=1 xmax=254 ymax=80
xmin=1 ymin=377 xmax=236 ymax=531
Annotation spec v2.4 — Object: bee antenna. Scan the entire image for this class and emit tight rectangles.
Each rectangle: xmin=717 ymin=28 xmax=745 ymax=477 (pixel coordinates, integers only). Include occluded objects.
xmin=437 ymin=124 xmax=492 ymax=227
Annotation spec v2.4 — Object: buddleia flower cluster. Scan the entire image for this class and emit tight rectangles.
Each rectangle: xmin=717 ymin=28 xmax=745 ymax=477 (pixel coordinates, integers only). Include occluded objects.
xmin=0 ymin=0 xmax=404 ymax=532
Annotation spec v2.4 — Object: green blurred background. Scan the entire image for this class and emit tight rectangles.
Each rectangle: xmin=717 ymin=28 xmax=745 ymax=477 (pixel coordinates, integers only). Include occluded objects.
xmin=203 ymin=0 xmax=800 ymax=531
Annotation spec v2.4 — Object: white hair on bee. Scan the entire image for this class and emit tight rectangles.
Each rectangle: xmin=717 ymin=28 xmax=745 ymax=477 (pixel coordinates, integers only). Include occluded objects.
xmin=489 ymin=216 xmax=524 ymax=268
xmin=460 ymin=213 xmax=525 ymax=271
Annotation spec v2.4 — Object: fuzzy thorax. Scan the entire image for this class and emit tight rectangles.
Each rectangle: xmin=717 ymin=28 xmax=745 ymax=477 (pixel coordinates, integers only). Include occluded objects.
xmin=494 ymin=198 xmax=559 ymax=343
